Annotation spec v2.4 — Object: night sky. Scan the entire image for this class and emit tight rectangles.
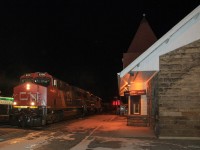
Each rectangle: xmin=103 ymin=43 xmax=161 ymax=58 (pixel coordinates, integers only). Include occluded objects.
xmin=0 ymin=0 xmax=199 ymax=101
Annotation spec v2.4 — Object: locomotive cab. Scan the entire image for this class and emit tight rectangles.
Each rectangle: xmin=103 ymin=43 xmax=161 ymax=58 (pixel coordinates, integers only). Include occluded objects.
xmin=10 ymin=73 xmax=51 ymax=127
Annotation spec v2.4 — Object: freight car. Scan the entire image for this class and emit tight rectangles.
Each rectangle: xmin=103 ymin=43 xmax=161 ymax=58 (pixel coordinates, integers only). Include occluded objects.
xmin=9 ymin=72 xmax=102 ymax=127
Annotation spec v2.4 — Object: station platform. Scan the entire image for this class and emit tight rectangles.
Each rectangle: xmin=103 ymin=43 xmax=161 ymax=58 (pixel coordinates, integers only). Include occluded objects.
xmin=95 ymin=115 xmax=156 ymax=139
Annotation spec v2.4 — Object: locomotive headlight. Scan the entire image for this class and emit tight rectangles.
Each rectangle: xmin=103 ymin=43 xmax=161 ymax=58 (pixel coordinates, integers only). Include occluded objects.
xmin=31 ymin=102 xmax=35 ymax=106
xmin=13 ymin=101 xmax=17 ymax=105
xmin=26 ymin=83 xmax=30 ymax=90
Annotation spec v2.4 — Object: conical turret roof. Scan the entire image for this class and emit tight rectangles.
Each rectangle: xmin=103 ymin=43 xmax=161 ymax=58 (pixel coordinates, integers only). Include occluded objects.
xmin=123 ymin=14 xmax=157 ymax=68
xmin=127 ymin=14 xmax=157 ymax=53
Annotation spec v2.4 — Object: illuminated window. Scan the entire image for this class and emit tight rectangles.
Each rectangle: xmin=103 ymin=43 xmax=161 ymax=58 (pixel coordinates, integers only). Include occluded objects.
xmin=54 ymin=79 xmax=57 ymax=86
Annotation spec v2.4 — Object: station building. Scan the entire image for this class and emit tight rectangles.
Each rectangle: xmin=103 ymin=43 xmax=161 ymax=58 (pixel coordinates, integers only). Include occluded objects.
xmin=118 ymin=5 xmax=200 ymax=139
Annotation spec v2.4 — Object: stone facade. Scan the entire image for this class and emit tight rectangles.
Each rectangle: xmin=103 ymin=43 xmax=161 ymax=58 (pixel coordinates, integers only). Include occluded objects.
xmin=157 ymin=39 xmax=200 ymax=138
xmin=146 ymin=73 xmax=159 ymax=135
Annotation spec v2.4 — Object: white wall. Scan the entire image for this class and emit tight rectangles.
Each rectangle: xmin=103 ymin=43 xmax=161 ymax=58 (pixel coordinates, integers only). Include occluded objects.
xmin=141 ymin=95 xmax=147 ymax=115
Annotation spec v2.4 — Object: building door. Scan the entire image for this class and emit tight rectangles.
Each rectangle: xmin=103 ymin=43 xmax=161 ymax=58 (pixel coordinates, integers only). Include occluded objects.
xmin=130 ymin=95 xmax=141 ymax=115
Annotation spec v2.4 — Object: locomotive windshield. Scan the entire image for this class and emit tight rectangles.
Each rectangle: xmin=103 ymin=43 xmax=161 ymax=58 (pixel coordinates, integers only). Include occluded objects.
xmin=21 ymin=78 xmax=34 ymax=83
xmin=20 ymin=77 xmax=51 ymax=87
xmin=34 ymin=77 xmax=51 ymax=87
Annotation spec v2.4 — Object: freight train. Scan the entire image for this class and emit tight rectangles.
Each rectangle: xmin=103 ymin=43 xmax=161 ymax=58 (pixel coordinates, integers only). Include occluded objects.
xmin=9 ymin=72 xmax=102 ymax=127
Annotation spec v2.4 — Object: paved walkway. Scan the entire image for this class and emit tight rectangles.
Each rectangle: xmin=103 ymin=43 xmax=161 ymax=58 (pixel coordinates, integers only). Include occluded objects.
xmin=105 ymin=115 xmax=156 ymax=138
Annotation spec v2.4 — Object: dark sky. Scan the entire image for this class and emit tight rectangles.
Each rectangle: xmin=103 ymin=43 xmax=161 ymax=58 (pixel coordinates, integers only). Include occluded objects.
xmin=0 ymin=0 xmax=199 ymax=101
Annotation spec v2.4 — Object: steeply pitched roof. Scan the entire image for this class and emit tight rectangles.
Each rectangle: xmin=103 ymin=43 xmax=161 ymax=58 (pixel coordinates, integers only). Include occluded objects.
xmin=127 ymin=14 xmax=157 ymax=53
xmin=122 ymin=14 xmax=158 ymax=68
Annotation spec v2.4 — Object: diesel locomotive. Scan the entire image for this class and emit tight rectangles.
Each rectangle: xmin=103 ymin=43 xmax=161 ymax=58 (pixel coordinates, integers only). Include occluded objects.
xmin=9 ymin=72 xmax=102 ymax=127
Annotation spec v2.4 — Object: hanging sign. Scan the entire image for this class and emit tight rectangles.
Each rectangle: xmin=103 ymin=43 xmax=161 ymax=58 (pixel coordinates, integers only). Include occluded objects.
xmin=130 ymin=90 xmax=146 ymax=95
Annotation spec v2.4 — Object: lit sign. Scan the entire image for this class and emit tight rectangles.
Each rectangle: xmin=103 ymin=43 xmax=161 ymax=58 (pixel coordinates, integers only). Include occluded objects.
xmin=112 ymin=100 xmax=121 ymax=106
xmin=0 ymin=97 xmax=14 ymax=101
xmin=124 ymin=90 xmax=146 ymax=96
xmin=130 ymin=90 xmax=146 ymax=95
xmin=0 ymin=100 xmax=13 ymax=105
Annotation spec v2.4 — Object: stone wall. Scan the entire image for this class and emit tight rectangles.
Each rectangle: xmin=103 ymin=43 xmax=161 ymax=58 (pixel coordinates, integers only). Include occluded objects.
xmin=147 ymin=73 xmax=159 ymax=135
xmin=158 ymin=39 xmax=200 ymax=138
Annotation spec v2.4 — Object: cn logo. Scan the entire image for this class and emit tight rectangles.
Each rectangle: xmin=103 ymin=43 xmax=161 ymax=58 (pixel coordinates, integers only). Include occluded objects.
xmin=20 ymin=92 xmax=28 ymax=100
xmin=20 ymin=92 xmax=38 ymax=101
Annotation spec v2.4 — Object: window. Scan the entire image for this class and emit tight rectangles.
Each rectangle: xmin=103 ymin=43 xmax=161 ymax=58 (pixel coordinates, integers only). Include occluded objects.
xmin=20 ymin=78 xmax=34 ymax=84
xmin=34 ymin=77 xmax=51 ymax=87
xmin=53 ymin=79 xmax=57 ymax=86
